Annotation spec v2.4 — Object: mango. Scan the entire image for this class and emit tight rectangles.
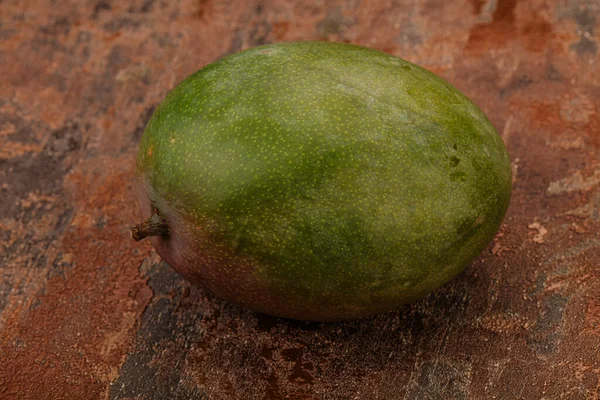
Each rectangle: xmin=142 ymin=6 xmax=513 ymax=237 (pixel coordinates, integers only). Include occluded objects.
xmin=131 ymin=41 xmax=511 ymax=321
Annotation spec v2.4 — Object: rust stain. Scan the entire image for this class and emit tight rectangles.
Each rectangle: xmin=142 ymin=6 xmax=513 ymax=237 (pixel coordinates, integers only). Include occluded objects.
xmin=521 ymin=18 xmax=553 ymax=52
xmin=272 ymin=21 xmax=291 ymax=40
xmin=192 ymin=0 xmax=214 ymax=21
xmin=466 ymin=0 xmax=518 ymax=53
xmin=465 ymin=1 xmax=553 ymax=55
xmin=494 ymin=0 xmax=518 ymax=23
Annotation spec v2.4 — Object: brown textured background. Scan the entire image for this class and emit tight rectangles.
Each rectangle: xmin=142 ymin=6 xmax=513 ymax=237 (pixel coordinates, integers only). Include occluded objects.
xmin=1 ymin=0 xmax=599 ymax=399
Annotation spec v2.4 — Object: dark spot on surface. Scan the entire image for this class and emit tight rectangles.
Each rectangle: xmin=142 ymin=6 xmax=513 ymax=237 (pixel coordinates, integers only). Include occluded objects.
xmin=192 ymin=0 xmax=212 ymax=20
xmin=85 ymin=46 xmax=129 ymax=113
xmin=0 ymin=28 xmax=16 ymax=40
xmin=493 ymin=0 xmax=517 ymax=23
xmin=316 ymin=7 xmax=355 ymax=39
xmin=527 ymin=293 xmax=568 ymax=354
xmin=139 ymin=0 xmax=155 ymax=13
xmin=571 ymin=37 xmax=597 ymax=55
xmin=286 ymin=319 xmax=321 ymax=331
xmin=0 ymin=121 xmax=83 ymax=220
xmin=227 ymin=29 xmax=244 ymax=55
xmin=449 ymin=156 xmax=460 ymax=167
xmin=395 ymin=24 xmax=424 ymax=46
xmin=107 ymin=45 xmax=130 ymax=74
xmin=151 ymin=32 xmax=173 ymax=48
xmin=281 ymin=348 xmax=314 ymax=384
xmin=0 ymin=275 xmax=14 ymax=316
xmin=73 ymin=31 xmax=93 ymax=61
xmin=469 ymin=0 xmax=486 ymax=15
xmin=47 ymin=252 xmax=75 ymax=280
xmin=281 ymin=347 xmax=302 ymax=362
xmin=133 ymin=106 xmax=156 ymax=142
xmin=570 ymin=8 xmax=597 ymax=55
xmin=39 ymin=16 xmax=71 ymax=36
xmin=255 ymin=313 xmax=280 ymax=332
xmin=290 ymin=360 xmax=314 ymax=384
xmin=261 ymin=345 xmax=274 ymax=360
xmin=249 ymin=21 xmax=272 ymax=47
xmin=92 ymin=0 xmax=112 ymax=18
xmin=143 ymin=261 xmax=186 ymax=295
xmin=223 ymin=13 xmax=272 ymax=55
xmin=53 ymin=208 xmax=75 ymax=237
xmin=573 ymin=7 xmax=596 ymax=33
xmin=46 ymin=122 xmax=82 ymax=157
xmin=103 ymin=17 xmax=140 ymax=32
xmin=263 ymin=370 xmax=281 ymax=399
xmin=29 ymin=297 xmax=42 ymax=311
xmin=95 ymin=215 xmax=108 ymax=229
xmin=1 ymin=113 xmax=43 ymax=144
xmin=500 ymin=75 xmax=533 ymax=97
xmin=401 ymin=65 xmax=412 ymax=71
xmin=233 ymin=235 xmax=252 ymax=253
xmin=1 ymin=191 xmax=73 ymax=310
xmin=546 ymin=64 xmax=563 ymax=81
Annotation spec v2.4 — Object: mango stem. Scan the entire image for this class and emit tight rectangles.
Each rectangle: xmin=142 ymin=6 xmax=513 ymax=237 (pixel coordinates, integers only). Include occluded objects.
xmin=131 ymin=212 xmax=169 ymax=241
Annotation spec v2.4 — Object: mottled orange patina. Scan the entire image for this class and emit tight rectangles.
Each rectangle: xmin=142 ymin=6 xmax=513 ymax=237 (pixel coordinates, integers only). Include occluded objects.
xmin=0 ymin=1 xmax=598 ymax=399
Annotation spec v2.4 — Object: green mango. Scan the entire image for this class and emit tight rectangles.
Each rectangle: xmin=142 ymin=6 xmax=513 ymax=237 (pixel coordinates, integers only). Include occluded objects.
xmin=132 ymin=41 xmax=511 ymax=321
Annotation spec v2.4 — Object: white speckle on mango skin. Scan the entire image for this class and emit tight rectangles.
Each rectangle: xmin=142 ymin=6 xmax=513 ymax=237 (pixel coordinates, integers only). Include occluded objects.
xmin=135 ymin=41 xmax=512 ymax=321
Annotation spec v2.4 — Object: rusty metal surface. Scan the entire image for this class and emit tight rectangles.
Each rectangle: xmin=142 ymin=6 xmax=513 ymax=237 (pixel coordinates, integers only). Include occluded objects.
xmin=0 ymin=0 xmax=599 ymax=399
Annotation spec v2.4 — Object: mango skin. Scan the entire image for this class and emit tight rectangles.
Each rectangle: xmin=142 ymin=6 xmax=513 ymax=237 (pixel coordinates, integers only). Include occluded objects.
xmin=135 ymin=41 xmax=511 ymax=321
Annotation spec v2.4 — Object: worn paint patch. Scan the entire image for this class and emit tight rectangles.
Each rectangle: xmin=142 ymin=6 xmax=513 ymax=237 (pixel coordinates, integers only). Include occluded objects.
xmin=109 ymin=261 xmax=207 ymax=400
xmin=526 ymin=293 xmax=568 ymax=355
xmin=547 ymin=169 xmax=600 ymax=196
